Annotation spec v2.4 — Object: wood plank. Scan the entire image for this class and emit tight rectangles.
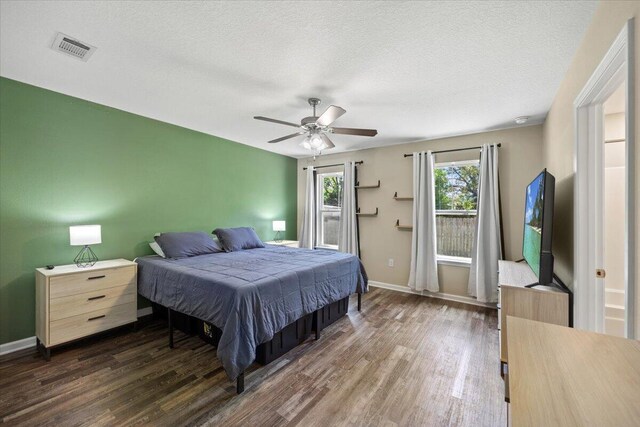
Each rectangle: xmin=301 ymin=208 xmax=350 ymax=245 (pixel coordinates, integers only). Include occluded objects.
xmin=50 ymin=302 xmax=137 ymax=346
xmin=49 ymin=266 xmax=136 ymax=299
xmin=498 ymin=260 xmax=569 ymax=363
xmin=508 ymin=316 xmax=640 ymax=427
xmin=35 ymin=259 xmax=137 ymax=277
xmin=499 ymin=285 xmax=568 ymax=362
xmin=35 ymin=272 xmax=48 ymax=345
xmin=0 ymin=289 xmax=506 ymax=426
xmin=50 ymin=284 xmax=136 ymax=321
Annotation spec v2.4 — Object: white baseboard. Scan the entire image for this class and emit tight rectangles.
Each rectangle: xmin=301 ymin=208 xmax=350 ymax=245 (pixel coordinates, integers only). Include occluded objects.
xmin=0 ymin=336 xmax=36 ymax=356
xmin=368 ymin=280 xmax=496 ymax=309
xmin=0 ymin=307 xmax=154 ymax=356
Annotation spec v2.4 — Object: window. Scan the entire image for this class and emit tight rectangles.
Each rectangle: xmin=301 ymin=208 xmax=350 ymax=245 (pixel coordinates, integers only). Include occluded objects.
xmin=434 ymin=160 xmax=479 ymax=262
xmin=316 ymin=172 xmax=343 ymax=249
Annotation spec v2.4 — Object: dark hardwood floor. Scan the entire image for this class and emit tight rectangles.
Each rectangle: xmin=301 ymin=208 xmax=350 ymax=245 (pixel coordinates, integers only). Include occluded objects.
xmin=0 ymin=288 xmax=506 ymax=426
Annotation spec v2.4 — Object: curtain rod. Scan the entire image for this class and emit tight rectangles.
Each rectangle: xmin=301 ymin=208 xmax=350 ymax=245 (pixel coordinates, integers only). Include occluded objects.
xmin=303 ymin=161 xmax=363 ymax=170
xmin=403 ymin=143 xmax=502 ymax=157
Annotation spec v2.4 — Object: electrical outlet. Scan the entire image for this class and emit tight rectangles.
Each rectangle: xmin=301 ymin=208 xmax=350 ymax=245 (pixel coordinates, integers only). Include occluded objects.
xmin=388 ymin=258 xmax=394 ymax=267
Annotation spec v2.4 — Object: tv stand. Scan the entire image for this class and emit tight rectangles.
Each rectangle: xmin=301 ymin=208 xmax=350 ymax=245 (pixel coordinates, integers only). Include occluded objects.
xmin=498 ymin=260 xmax=570 ymax=374
xmin=525 ymin=274 xmax=571 ymax=290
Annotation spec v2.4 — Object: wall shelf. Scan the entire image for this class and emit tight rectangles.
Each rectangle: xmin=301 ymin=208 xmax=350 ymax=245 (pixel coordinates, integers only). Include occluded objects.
xmin=356 ymin=207 xmax=378 ymax=217
xmin=355 ymin=180 xmax=380 ymax=189
xmin=395 ymin=219 xmax=413 ymax=230
xmin=393 ymin=191 xmax=413 ymax=201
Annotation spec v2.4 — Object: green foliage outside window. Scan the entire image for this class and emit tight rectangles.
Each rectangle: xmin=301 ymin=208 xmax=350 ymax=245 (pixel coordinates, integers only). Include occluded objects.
xmin=435 ymin=165 xmax=479 ymax=211
xmin=322 ymin=175 xmax=343 ymax=208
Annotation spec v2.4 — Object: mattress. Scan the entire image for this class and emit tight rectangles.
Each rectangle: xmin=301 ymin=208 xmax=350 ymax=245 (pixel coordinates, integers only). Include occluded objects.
xmin=136 ymin=244 xmax=366 ymax=380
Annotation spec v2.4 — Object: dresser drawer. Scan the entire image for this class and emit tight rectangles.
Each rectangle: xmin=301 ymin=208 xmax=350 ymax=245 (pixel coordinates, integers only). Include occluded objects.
xmin=49 ymin=302 xmax=136 ymax=346
xmin=50 ymin=284 xmax=136 ymax=321
xmin=49 ymin=266 xmax=136 ymax=299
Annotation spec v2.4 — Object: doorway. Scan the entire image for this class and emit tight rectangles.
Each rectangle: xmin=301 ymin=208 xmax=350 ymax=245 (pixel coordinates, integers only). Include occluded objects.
xmin=574 ymin=19 xmax=635 ymax=338
xmin=603 ymin=83 xmax=626 ymax=336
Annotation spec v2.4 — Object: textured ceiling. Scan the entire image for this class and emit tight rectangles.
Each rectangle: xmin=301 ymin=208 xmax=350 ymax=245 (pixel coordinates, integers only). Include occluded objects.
xmin=0 ymin=1 xmax=597 ymax=158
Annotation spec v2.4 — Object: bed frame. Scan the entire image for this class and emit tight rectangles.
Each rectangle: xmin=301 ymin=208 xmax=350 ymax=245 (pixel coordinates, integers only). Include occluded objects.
xmin=157 ymin=292 xmax=361 ymax=394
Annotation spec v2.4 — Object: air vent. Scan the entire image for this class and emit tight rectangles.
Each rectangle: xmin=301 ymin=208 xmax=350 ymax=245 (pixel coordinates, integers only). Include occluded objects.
xmin=51 ymin=33 xmax=96 ymax=62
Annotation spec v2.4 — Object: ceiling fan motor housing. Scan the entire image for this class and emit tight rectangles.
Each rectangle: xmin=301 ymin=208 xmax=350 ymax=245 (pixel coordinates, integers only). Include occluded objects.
xmin=301 ymin=116 xmax=320 ymax=127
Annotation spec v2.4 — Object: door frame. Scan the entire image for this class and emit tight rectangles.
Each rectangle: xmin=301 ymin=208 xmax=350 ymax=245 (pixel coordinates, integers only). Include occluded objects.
xmin=573 ymin=19 xmax=635 ymax=337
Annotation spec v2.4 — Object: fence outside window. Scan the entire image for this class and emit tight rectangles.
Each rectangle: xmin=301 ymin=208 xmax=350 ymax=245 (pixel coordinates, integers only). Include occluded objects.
xmin=436 ymin=211 xmax=476 ymax=258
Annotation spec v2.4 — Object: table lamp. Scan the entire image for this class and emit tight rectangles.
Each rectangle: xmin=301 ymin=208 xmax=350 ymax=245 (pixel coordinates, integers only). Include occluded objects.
xmin=69 ymin=225 xmax=101 ymax=267
xmin=272 ymin=220 xmax=285 ymax=243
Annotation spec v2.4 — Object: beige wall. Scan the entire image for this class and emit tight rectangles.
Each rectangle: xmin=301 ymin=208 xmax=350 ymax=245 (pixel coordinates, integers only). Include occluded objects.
xmin=297 ymin=125 xmax=543 ymax=297
xmin=542 ymin=1 xmax=640 ymax=334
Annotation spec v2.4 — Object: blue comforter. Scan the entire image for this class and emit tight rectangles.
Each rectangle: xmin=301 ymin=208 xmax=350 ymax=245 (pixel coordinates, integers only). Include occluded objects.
xmin=136 ymin=245 xmax=366 ymax=380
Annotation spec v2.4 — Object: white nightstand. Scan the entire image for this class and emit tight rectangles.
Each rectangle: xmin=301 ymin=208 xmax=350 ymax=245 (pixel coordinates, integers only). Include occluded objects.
xmin=35 ymin=258 xmax=138 ymax=360
xmin=265 ymin=240 xmax=299 ymax=248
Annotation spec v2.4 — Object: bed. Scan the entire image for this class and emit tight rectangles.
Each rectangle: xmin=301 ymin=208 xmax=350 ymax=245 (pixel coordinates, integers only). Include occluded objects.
xmin=136 ymin=243 xmax=366 ymax=393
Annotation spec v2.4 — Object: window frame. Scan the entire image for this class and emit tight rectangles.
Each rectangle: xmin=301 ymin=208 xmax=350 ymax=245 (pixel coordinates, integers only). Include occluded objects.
xmin=434 ymin=159 xmax=480 ymax=266
xmin=315 ymin=171 xmax=343 ymax=250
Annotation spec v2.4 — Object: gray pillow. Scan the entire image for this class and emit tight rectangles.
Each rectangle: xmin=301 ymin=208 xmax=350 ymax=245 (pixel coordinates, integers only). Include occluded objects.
xmin=213 ymin=227 xmax=265 ymax=252
xmin=154 ymin=232 xmax=223 ymax=258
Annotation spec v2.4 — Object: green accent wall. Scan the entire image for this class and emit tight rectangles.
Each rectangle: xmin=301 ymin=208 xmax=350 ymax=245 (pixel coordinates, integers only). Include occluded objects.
xmin=0 ymin=77 xmax=297 ymax=345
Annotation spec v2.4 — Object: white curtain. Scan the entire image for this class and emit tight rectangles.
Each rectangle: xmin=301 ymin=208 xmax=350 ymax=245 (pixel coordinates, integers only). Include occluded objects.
xmin=408 ymin=151 xmax=439 ymax=292
xmin=339 ymin=162 xmax=359 ymax=256
xmin=468 ymin=144 xmax=502 ymax=303
xmin=299 ymin=166 xmax=315 ymax=249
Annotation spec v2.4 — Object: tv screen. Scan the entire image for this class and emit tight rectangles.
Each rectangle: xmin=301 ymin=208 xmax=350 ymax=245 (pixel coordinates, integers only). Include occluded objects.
xmin=522 ymin=169 xmax=555 ymax=286
xmin=523 ymin=173 xmax=544 ymax=275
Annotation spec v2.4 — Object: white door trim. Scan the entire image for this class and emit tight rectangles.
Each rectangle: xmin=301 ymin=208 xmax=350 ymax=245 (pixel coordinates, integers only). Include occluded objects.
xmin=573 ymin=19 xmax=636 ymax=338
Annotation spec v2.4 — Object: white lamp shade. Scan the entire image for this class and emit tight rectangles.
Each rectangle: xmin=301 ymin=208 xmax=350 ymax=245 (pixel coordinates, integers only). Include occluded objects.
xmin=308 ymin=133 xmax=324 ymax=149
xmin=272 ymin=221 xmax=286 ymax=232
xmin=69 ymin=225 xmax=102 ymax=246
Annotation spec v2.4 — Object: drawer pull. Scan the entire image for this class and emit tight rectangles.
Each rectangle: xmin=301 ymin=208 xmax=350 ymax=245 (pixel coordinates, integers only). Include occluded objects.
xmin=87 ymin=295 xmax=106 ymax=301
xmin=87 ymin=275 xmax=106 ymax=280
xmin=88 ymin=315 xmax=106 ymax=321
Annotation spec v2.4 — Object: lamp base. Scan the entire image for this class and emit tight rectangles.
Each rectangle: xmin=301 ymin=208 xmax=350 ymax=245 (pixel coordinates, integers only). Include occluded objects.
xmin=274 ymin=231 xmax=284 ymax=243
xmin=74 ymin=245 xmax=98 ymax=268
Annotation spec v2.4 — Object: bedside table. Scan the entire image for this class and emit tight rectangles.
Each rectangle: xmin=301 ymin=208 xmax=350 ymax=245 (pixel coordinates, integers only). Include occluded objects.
xmin=35 ymin=258 xmax=137 ymax=360
xmin=265 ymin=240 xmax=299 ymax=248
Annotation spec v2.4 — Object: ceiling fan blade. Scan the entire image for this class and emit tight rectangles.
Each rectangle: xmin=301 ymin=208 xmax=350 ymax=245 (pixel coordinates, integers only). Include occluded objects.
xmin=331 ymin=127 xmax=378 ymax=137
xmin=254 ymin=116 xmax=301 ymax=128
xmin=320 ymin=134 xmax=335 ymax=149
xmin=315 ymin=105 xmax=346 ymax=127
xmin=268 ymin=132 xmax=303 ymax=144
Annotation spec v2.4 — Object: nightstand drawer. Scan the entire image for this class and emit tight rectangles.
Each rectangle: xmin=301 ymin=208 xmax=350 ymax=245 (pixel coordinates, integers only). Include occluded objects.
xmin=50 ymin=284 xmax=136 ymax=321
xmin=49 ymin=302 xmax=137 ymax=346
xmin=49 ymin=266 xmax=136 ymax=299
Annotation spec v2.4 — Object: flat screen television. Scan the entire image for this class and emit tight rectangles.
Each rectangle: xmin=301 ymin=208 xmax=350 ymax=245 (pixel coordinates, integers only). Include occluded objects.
xmin=522 ymin=169 xmax=555 ymax=287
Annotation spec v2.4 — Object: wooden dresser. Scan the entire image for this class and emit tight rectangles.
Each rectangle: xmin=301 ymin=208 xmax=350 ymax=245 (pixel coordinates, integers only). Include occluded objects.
xmin=35 ymin=259 xmax=137 ymax=359
xmin=507 ymin=316 xmax=640 ymax=426
xmin=498 ymin=260 xmax=569 ymax=370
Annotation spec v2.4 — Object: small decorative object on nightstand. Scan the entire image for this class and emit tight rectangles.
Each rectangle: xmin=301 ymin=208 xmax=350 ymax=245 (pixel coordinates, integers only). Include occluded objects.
xmin=272 ymin=220 xmax=286 ymax=243
xmin=69 ymin=225 xmax=101 ymax=267
xmin=35 ymin=259 xmax=137 ymax=360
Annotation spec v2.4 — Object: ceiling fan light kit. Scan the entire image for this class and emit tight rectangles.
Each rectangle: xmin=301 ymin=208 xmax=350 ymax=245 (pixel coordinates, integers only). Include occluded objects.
xmin=254 ymin=97 xmax=378 ymax=155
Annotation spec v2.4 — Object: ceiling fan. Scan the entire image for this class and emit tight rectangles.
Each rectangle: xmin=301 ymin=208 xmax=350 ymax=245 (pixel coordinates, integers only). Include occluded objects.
xmin=254 ymin=98 xmax=378 ymax=152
